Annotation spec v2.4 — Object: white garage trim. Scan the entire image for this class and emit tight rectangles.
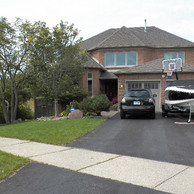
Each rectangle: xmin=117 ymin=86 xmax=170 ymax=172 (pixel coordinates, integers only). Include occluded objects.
xmin=125 ymin=80 xmax=161 ymax=112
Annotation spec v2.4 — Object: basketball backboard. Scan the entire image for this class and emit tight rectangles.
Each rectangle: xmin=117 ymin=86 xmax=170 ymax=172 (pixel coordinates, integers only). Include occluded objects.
xmin=162 ymin=58 xmax=183 ymax=73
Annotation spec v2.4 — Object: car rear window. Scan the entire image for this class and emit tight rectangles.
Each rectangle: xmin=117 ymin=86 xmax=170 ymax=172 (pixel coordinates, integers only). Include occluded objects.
xmin=125 ymin=90 xmax=150 ymax=98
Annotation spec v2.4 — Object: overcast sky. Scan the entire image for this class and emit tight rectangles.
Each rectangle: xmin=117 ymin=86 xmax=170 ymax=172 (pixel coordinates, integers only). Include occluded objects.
xmin=1 ymin=0 xmax=194 ymax=42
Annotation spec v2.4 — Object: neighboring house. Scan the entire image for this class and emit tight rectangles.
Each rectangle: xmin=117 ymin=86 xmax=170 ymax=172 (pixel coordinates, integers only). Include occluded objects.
xmin=80 ymin=26 xmax=194 ymax=112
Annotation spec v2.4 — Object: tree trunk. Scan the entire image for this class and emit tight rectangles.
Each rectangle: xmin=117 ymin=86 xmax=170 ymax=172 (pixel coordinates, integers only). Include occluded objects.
xmin=10 ymin=80 xmax=18 ymax=123
xmin=54 ymin=98 xmax=59 ymax=117
xmin=1 ymin=99 xmax=10 ymax=124
xmin=0 ymin=83 xmax=10 ymax=124
xmin=10 ymin=87 xmax=14 ymax=123
xmin=0 ymin=76 xmax=10 ymax=123
xmin=13 ymin=85 xmax=18 ymax=121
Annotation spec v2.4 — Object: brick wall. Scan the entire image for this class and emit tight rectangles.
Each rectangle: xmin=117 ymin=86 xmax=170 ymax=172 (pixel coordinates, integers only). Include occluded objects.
xmin=118 ymin=73 xmax=194 ymax=108
xmin=90 ymin=48 xmax=194 ymax=66
xmin=185 ymin=49 xmax=194 ymax=64
xmin=79 ymin=68 xmax=102 ymax=96
xmin=118 ymin=74 xmax=162 ymax=103
xmin=85 ymin=47 xmax=194 ymax=110
xmin=90 ymin=48 xmax=148 ymax=66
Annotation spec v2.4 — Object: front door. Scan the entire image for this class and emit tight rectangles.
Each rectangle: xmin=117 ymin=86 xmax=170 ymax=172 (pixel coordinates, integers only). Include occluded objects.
xmin=105 ymin=80 xmax=118 ymax=103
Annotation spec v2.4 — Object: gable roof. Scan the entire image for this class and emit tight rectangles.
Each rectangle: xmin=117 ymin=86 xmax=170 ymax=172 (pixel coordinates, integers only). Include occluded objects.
xmin=81 ymin=26 xmax=194 ymax=51
xmin=115 ymin=58 xmax=194 ymax=74
xmin=100 ymin=71 xmax=118 ymax=80
xmin=82 ymin=55 xmax=105 ymax=70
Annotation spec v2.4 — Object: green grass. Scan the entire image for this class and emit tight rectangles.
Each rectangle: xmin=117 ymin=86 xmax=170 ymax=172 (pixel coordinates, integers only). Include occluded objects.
xmin=0 ymin=118 xmax=105 ymax=145
xmin=0 ymin=118 xmax=105 ymax=181
xmin=0 ymin=151 xmax=29 ymax=181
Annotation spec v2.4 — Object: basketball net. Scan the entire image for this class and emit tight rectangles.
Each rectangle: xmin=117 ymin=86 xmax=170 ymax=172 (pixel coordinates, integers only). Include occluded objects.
xmin=162 ymin=58 xmax=183 ymax=80
xmin=166 ymin=70 xmax=173 ymax=79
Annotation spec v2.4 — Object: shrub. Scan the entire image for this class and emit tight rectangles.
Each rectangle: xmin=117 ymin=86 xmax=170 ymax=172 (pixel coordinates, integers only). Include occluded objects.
xmin=59 ymin=100 xmax=79 ymax=117
xmin=66 ymin=100 xmax=79 ymax=110
xmin=80 ymin=95 xmax=112 ymax=116
xmin=0 ymin=103 xmax=33 ymax=123
xmin=59 ymin=110 xmax=69 ymax=117
xmin=59 ymin=87 xmax=88 ymax=107
xmin=17 ymin=104 xmax=34 ymax=120
xmin=79 ymin=97 xmax=93 ymax=115
xmin=92 ymin=95 xmax=112 ymax=116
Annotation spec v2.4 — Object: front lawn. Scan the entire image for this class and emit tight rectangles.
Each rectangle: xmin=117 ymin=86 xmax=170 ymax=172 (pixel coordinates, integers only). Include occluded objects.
xmin=0 ymin=151 xmax=29 ymax=181
xmin=0 ymin=118 xmax=105 ymax=181
xmin=0 ymin=118 xmax=105 ymax=145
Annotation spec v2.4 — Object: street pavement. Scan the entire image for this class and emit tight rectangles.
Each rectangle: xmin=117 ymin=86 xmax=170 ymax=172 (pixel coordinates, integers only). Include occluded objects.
xmin=0 ymin=136 xmax=193 ymax=194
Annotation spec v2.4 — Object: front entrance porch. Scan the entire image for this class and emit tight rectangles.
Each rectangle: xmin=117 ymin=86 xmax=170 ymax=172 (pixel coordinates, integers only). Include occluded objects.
xmin=100 ymin=71 xmax=118 ymax=103
xmin=104 ymin=80 xmax=118 ymax=103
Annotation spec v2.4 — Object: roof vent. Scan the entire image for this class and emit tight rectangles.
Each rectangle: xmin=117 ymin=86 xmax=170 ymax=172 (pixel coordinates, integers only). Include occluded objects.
xmin=144 ymin=19 xmax=147 ymax=32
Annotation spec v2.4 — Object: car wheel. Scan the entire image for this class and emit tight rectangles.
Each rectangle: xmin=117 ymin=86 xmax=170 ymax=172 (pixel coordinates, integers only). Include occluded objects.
xmin=120 ymin=112 xmax=126 ymax=119
xmin=162 ymin=111 xmax=168 ymax=117
xmin=162 ymin=104 xmax=169 ymax=117
xmin=151 ymin=112 xmax=155 ymax=119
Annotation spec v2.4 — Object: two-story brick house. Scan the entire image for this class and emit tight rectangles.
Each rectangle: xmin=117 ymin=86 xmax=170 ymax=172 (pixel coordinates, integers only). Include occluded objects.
xmin=80 ymin=26 xmax=194 ymax=111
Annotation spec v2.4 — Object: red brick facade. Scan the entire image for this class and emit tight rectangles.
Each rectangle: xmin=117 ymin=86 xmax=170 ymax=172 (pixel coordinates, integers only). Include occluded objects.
xmin=80 ymin=26 xmax=194 ymax=111
xmin=80 ymin=69 xmax=102 ymax=96
xmin=118 ymin=73 xmax=194 ymax=108
xmin=90 ymin=48 xmax=194 ymax=67
xmin=80 ymin=47 xmax=194 ymax=111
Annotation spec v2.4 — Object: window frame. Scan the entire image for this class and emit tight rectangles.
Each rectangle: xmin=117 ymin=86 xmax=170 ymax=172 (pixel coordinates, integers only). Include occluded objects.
xmin=87 ymin=72 xmax=93 ymax=96
xmin=105 ymin=53 xmax=115 ymax=66
xmin=164 ymin=52 xmax=185 ymax=63
xmin=105 ymin=52 xmax=138 ymax=67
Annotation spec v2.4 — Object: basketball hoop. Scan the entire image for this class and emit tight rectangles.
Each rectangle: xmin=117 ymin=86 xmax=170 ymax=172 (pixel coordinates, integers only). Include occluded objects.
xmin=162 ymin=58 xmax=183 ymax=73
xmin=166 ymin=70 xmax=173 ymax=79
xmin=162 ymin=58 xmax=183 ymax=80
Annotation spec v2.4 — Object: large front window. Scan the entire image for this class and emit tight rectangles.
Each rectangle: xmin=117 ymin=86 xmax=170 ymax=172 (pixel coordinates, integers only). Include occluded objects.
xmin=116 ymin=53 xmax=125 ymax=66
xmin=105 ymin=53 xmax=114 ymax=66
xmin=105 ymin=52 xmax=137 ymax=67
xmin=164 ymin=52 xmax=185 ymax=63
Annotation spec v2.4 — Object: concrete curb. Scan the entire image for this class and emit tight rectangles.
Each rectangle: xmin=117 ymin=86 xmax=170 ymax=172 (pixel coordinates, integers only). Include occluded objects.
xmin=0 ymin=137 xmax=193 ymax=193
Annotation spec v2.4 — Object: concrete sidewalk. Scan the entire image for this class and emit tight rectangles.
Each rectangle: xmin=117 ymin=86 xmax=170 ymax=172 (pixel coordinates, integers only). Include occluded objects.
xmin=0 ymin=137 xmax=193 ymax=194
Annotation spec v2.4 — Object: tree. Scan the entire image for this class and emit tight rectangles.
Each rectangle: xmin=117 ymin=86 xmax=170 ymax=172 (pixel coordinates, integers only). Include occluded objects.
xmin=29 ymin=21 xmax=87 ymax=116
xmin=0 ymin=17 xmax=33 ymax=123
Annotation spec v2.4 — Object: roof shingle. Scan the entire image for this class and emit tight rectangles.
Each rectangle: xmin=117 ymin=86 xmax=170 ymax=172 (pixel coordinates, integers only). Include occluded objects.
xmin=81 ymin=26 xmax=194 ymax=51
xmin=82 ymin=55 xmax=105 ymax=70
xmin=115 ymin=58 xmax=194 ymax=74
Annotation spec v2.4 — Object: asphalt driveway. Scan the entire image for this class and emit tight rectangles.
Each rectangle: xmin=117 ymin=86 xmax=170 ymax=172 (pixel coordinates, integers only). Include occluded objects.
xmin=0 ymin=113 xmax=194 ymax=194
xmin=0 ymin=162 xmax=167 ymax=194
xmin=68 ymin=113 xmax=194 ymax=166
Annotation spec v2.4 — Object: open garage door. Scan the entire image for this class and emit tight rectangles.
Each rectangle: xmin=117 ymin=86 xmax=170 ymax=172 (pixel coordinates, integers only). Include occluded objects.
xmin=126 ymin=81 xmax=161 ymax=112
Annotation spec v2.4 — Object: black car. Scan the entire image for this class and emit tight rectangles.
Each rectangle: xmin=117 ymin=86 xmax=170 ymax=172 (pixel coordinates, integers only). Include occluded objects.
xmin=120 ymin=89 xmax=156 ymax=119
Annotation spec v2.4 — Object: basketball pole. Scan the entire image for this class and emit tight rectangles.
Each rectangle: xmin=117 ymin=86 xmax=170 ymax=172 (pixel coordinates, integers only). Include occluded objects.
xmin=175 ymin=71 xmax=179 ymax=80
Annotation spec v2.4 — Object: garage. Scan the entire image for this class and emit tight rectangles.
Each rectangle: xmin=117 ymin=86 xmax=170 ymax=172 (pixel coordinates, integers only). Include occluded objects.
xmin=126 ymin=81 xmax=161 ymax=112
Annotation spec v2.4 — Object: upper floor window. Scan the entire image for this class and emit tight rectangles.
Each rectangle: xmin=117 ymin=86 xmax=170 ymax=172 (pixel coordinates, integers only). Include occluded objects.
xmin=164 ymin=52 xmax=185 ymax=63
xmin=105 ymin=52 xmax=137 ymax=67
xmin=105 ymin=53 xmax=114 ymax=66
